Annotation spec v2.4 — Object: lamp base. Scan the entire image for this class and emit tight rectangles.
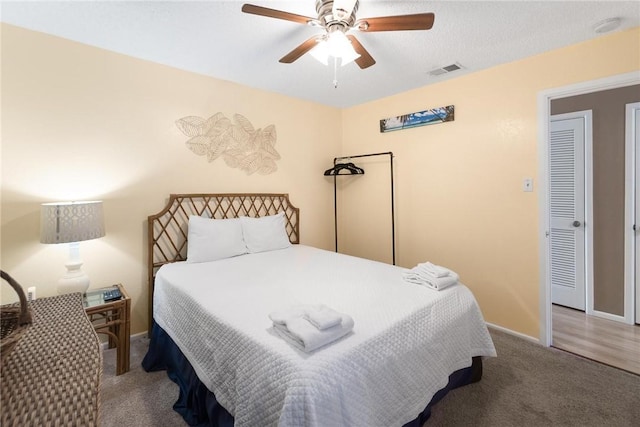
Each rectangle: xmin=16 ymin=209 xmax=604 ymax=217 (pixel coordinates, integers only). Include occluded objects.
xmin=57 ymin=259 xmax=90 ymax=295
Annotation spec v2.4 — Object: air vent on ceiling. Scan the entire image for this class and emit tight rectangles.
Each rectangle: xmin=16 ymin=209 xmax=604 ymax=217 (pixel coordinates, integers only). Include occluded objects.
xmin=428 ymin=63 xmax=464 ymax=77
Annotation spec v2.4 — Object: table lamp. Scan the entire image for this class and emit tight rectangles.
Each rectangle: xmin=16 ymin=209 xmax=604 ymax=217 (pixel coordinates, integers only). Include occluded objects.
xmin=40 ymin=201 xmax=105 ymax=295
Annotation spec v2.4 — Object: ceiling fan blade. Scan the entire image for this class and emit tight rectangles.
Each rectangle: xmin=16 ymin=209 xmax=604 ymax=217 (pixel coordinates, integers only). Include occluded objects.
xmin=280 ymin=36 xmax=321 ymax=64
xmin=242 ymin=4 xmax=316 ymax=26
xmin=356 ymin=13 xmax=435 ymax=32
xmin=347 ymin=35 xmax=376 ymax=69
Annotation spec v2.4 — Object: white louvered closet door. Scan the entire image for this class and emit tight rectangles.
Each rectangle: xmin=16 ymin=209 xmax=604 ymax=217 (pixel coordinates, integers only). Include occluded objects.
xmin=550 ymin=116 xmax=586 ymax=310
xmin=633 ymin=105 xmax=640 ymax=324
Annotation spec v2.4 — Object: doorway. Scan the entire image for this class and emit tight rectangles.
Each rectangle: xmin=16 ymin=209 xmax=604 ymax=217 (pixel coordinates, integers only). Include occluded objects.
xmin=538 ymin=72 xmax=640 ymax=349
xmin=550 ymin=85 xmax=640 ymax=325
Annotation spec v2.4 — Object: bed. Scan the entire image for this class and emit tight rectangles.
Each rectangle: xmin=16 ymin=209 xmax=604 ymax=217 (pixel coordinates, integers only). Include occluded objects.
xmin=142 ymin=193 xmax=496 ymax=427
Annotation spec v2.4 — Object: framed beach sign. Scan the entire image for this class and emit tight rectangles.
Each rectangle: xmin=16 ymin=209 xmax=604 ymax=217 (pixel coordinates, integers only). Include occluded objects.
xmin=380 ymin=105 xmax=454 ymax=133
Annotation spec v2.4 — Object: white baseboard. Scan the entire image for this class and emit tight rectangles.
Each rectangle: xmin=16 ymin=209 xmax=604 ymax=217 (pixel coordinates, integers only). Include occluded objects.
xmin=131 ymin=331 xmax=148 ymax=342
xmin=486 ymin=322 xmax=540 ymax=344
xmin=99 ymin=331 xmax=148 ymax=350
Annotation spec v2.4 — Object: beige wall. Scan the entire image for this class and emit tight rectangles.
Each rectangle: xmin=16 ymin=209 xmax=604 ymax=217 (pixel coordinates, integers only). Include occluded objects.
xmin=0 ymin=24 xmax=341 ymax=334
xmin=551 ymin=85 xmax=640 ymax=316
xmin=340 ymin=28 xmax=640 ymax=337
xmin=2 ymin=23 xmax=639 ymax=339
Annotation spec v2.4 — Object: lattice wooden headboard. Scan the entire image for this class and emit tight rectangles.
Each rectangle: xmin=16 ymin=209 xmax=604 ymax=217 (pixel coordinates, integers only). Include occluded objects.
xmin=147 ymin=193 xmax=300 ymax=329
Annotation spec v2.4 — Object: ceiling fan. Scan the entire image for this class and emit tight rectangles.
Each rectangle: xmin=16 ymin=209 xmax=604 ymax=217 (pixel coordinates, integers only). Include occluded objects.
xmin=241 ymin=0 xmax=435 ymax=69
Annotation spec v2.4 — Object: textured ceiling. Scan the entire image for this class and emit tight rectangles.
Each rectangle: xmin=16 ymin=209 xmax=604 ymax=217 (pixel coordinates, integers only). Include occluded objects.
xmin=2 ymin=1 xmax=639 ymax=108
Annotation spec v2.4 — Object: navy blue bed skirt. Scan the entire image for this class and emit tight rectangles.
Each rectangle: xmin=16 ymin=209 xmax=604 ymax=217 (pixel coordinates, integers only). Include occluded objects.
xmin=142 ymin=323 xmax=482 ymax=427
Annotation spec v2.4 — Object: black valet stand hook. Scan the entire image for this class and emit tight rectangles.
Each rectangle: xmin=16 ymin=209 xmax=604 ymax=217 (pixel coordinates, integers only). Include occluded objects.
xmin=323 ymin=161 xmax=365 ymax=176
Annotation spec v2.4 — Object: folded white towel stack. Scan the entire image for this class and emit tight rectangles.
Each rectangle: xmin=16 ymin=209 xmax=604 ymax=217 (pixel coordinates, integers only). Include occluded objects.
xmin=269 ymin=304 xmax=354 ymax=352
xmin=304 ymin=305 xmax=343 ymax=330
xmin=269 ymin=305 xmax=310 ymax=325
xmin=402 ymin=262 xmax=460 ymax=291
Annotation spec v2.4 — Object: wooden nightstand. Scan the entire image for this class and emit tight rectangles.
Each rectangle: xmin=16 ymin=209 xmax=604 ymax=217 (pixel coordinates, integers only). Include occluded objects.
xmin=83 ymin=283 xmax=131 ymax=375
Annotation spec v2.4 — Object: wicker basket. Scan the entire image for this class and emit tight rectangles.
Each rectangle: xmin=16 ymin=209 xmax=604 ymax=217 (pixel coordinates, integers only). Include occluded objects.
xmin=1 ymin=271 xmax=33 ymax=364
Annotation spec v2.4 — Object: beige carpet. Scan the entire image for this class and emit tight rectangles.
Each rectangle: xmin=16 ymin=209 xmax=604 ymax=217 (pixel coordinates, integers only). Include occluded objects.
xmin=100 ymin=329 xmax=640 ymax=426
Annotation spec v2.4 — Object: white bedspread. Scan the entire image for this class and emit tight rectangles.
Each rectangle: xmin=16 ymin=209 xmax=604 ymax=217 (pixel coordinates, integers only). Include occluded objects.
xmin=154 ymin=245 xmax=496 ymax=427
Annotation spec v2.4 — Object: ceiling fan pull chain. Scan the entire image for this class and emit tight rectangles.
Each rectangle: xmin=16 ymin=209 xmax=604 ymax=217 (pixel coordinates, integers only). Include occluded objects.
xmin=333 ymin=57 xmax=339 ymax=88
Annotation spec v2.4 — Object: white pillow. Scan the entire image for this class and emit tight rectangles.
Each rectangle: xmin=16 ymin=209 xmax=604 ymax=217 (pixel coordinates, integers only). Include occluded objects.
xmin=186 ymin=216 xmax=247 ymax=263
xmin=240 ymin=212 xmax=292 ymax=253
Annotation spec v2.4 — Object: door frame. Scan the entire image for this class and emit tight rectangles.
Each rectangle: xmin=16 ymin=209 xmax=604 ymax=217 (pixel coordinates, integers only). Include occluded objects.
xmin=537 ymin=71 xmax=640 ymax=346
xmin=625 ymin=102 xmax=640 ymax=324
xmin=549 ymin=111 xmax=592 ymax=313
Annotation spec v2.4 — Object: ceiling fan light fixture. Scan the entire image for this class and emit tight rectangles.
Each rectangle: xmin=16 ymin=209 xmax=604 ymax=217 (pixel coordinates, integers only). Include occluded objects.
xmin=338 ymin=43 xmax=361 ymax=66
xmin=310 ymin=31 xmax=360 ymax=66
xmin=309 ymin=40 xmax=330 ymax=65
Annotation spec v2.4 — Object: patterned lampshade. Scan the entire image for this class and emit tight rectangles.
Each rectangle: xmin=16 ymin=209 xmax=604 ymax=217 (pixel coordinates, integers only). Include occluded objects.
xmin=40 ymin=201 xmax=106 ymax=244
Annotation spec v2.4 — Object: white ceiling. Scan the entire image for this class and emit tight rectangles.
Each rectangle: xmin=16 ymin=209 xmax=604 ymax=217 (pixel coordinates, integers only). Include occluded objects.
xmin=2 ymin=1 xmax=639 ymax=108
